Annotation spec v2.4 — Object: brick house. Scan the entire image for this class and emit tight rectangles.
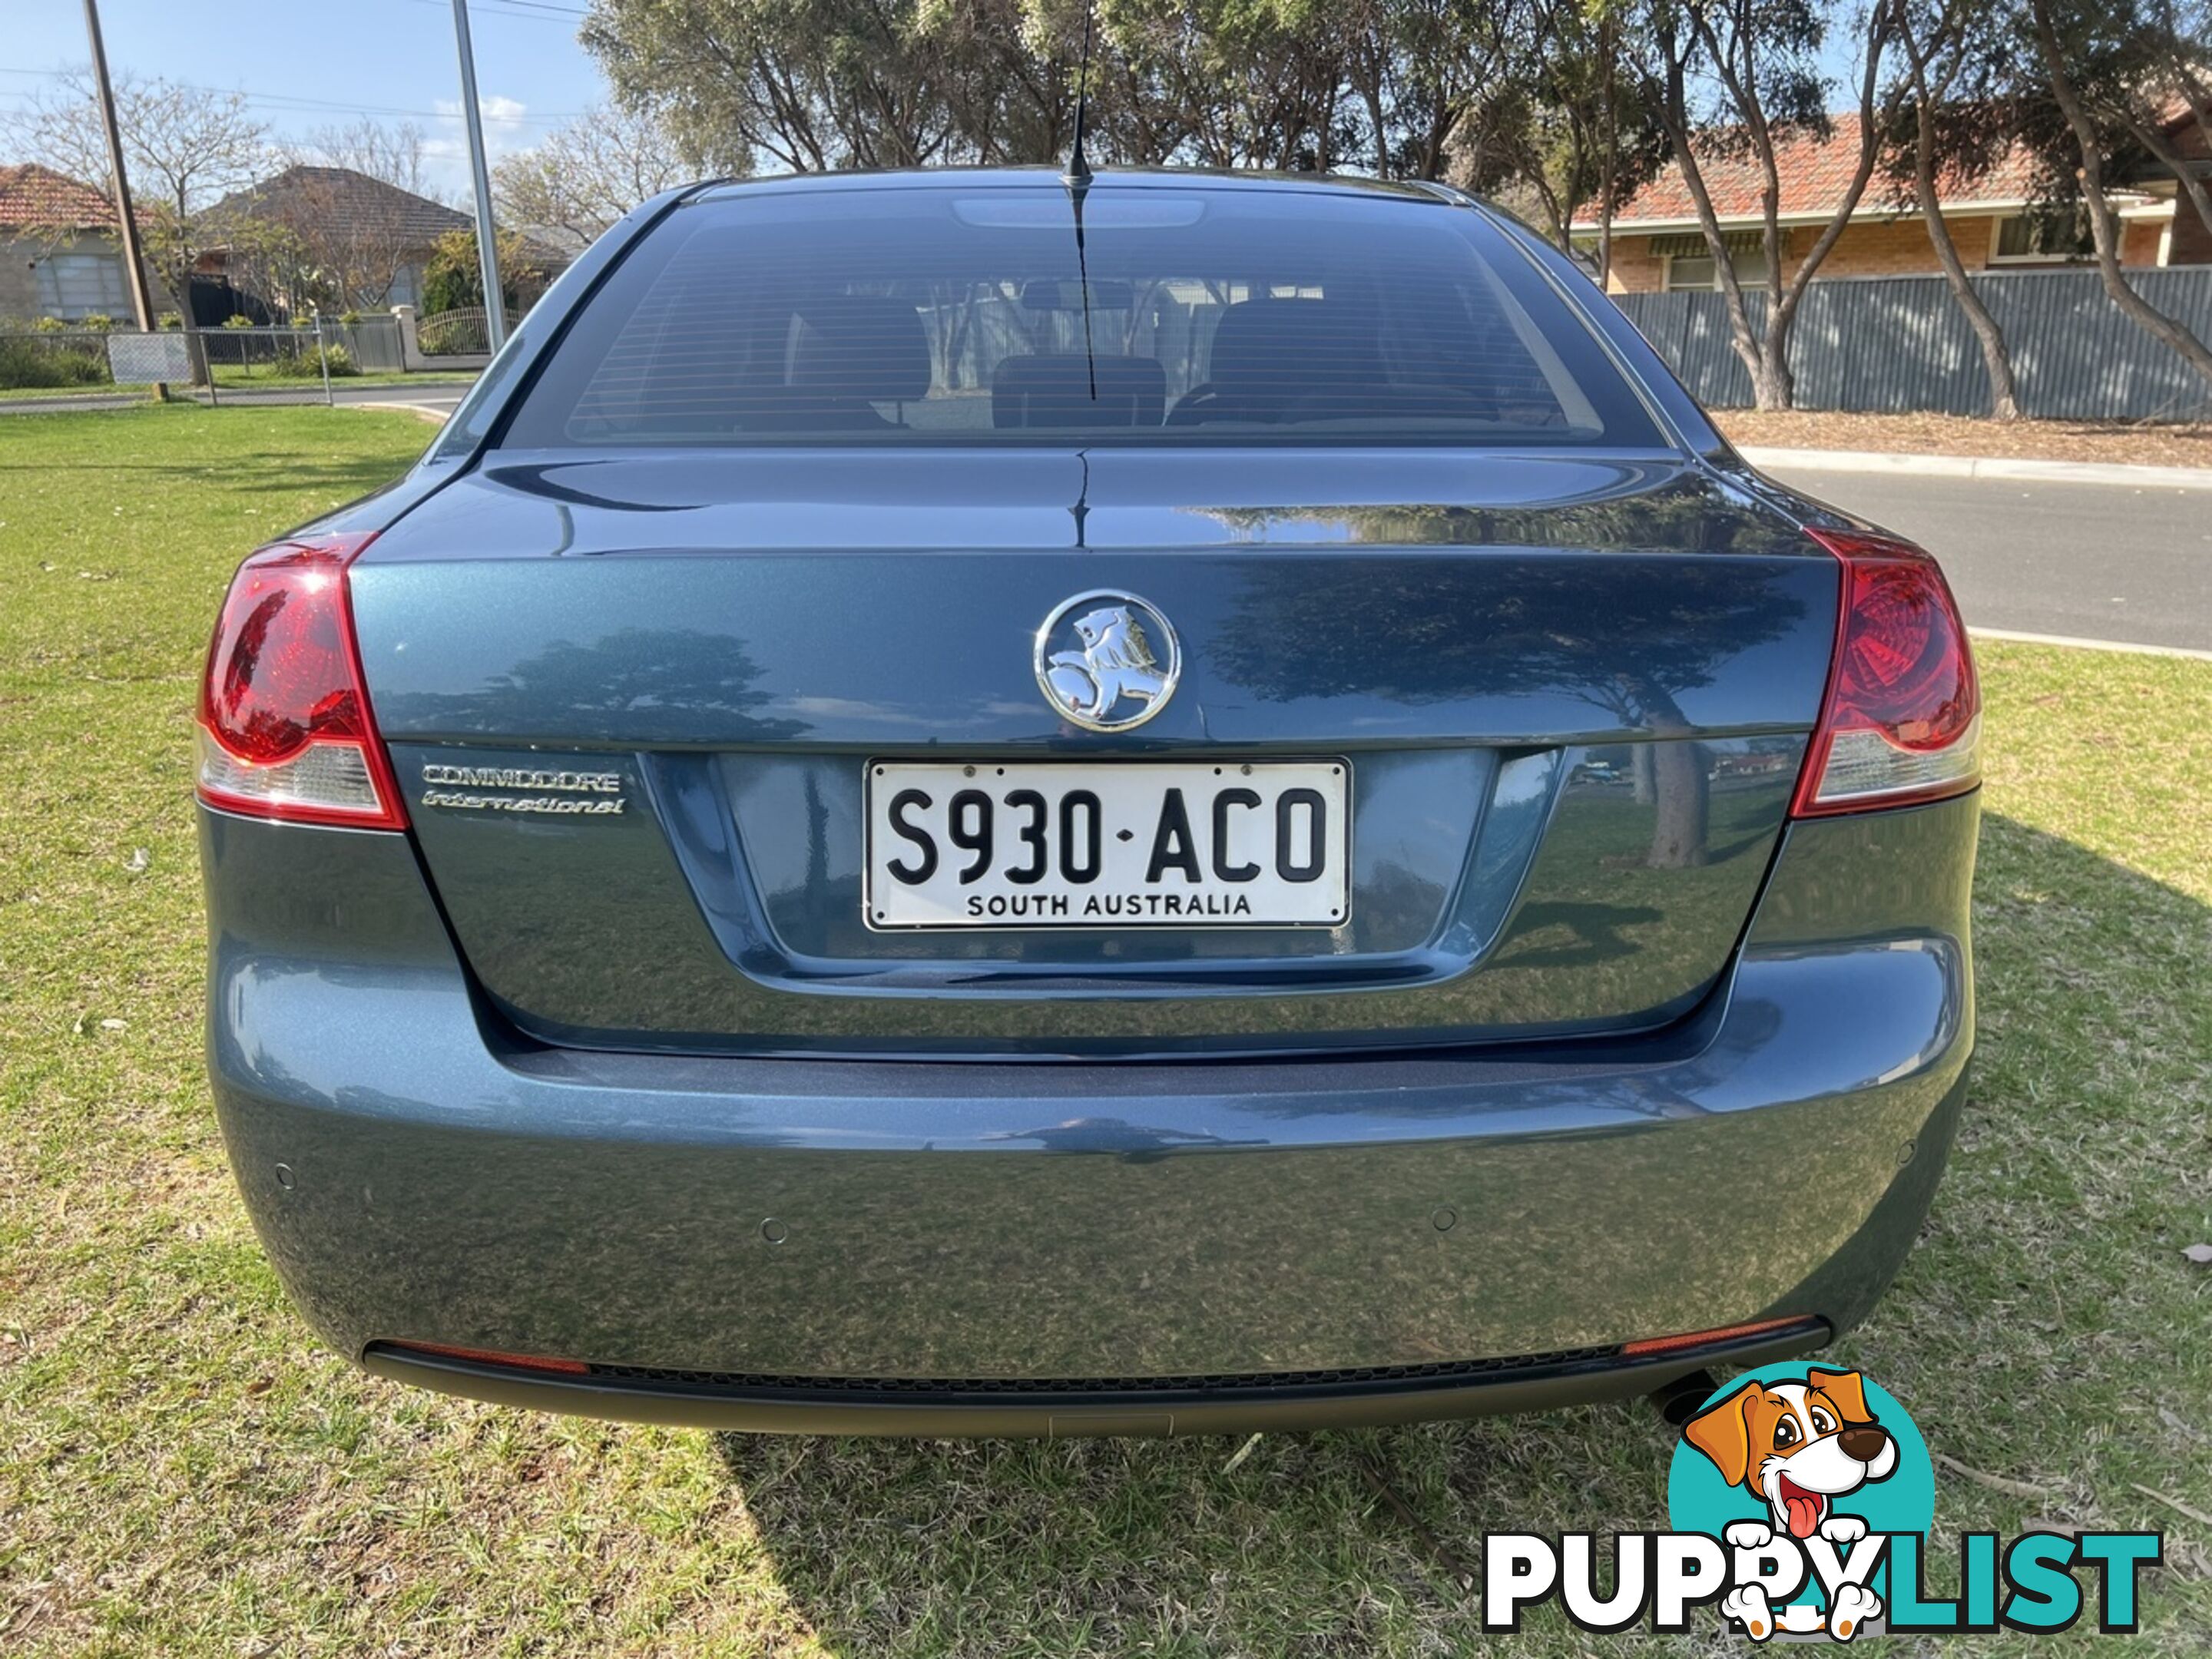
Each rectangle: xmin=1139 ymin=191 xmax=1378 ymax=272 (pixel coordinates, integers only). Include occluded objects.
xmin=200 ymin=165 xmax=569 ymax=316
xmin=2146 ymin=114 xmax=2211 ymax=267
xmin=1578 ymin=114 xmax=2181 ymax=294
xmin=0 ymin=162 xmax=160 ymax=322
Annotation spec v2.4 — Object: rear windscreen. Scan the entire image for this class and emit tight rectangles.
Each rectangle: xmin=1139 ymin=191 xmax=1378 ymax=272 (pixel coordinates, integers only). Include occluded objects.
xmin=500 ymin=181 xmax=1665 ymax=449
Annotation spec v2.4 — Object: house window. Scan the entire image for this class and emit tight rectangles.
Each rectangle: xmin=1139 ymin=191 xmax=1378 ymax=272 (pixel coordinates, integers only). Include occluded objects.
xmin=35 ymin=250 xmax=131 ymax=319
xmin=1992 ymin=209 xmax=2095 ymax=263
xmin=1652 ymin=231 xmax=1769 ymax=293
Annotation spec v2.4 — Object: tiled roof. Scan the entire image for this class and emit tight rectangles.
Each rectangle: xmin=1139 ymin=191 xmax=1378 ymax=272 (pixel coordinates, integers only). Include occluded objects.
xmin=207 ymin=164 xmax=571 ymax=267
xmin=0 ymin=163 xmax=118 ymax=231
xmin=208 ymin=165 xmax=477 ymax=247
xmin=1588 ymin=114 xmax=2048 ymax=228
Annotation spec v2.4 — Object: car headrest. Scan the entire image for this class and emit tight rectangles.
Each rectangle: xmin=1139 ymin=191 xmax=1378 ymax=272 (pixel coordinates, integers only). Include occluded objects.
xmin=992 ymin=353 xmax=1168 ymax=428
xmin=1204 ymin=297 xmax=1386 ymax=392
xmin=789 ymin=294 xmax=932 ymax=404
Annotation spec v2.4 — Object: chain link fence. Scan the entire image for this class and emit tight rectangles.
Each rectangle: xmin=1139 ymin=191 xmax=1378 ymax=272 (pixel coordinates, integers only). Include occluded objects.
xmin=2 ymin=312 xmax=410 ymax=399
xmin=0 ymin=327 xmax=131 ymax=392
xmin=194 ymin=320 xmax=352 ymax=402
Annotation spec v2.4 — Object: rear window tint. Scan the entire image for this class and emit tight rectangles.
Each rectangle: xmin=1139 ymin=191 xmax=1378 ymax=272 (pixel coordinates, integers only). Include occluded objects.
xmin=501 ymin=181 xmax=1664 ymax=449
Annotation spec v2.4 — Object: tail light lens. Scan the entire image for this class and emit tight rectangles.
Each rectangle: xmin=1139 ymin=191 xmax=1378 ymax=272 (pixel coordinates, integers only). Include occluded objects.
xmin=383 ymin=1342 xmax=591 ymax=1376
xmin=196 ymin=531 xmax=406 ymax=830
xmin=1792 ymin=528 xmax=1980 ymax=817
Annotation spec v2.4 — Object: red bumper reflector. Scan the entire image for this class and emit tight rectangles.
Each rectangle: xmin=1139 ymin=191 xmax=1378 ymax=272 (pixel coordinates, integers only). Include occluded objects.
xmin=392 ymin=1342 xmax=590 ymax=1375
xmin=1619 ymin=1316 xmax=1819 ymax=1358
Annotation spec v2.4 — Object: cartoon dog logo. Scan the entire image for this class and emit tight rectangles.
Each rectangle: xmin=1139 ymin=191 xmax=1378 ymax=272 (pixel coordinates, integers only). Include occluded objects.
xmin=1683 ymin=1367 xmax=1897 ymax=1641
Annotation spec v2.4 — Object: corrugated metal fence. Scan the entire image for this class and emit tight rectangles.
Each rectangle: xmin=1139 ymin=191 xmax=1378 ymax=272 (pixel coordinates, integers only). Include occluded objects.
xmin=1614 ymin=266 xmax=2212 ymax=420
xmin=321 ymin=315 xmax=405 ymax=373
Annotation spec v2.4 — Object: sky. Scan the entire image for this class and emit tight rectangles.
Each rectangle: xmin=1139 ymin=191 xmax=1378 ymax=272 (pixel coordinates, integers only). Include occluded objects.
xmin=1 ymin=0 xmax=609 ymax=202
xmin=5 ymin=2 xmax=1878 ymax=205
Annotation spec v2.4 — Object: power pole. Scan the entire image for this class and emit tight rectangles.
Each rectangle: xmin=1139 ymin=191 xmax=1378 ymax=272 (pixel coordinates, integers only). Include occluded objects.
xmin=81 ymin=0 xmax=167 ymax=396
xmin=449 ymin=0 xmax=507 ymax=350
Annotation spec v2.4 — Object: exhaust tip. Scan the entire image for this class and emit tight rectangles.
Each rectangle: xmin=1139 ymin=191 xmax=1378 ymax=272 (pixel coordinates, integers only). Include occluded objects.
xmin=1651 ymin=1367 xmax=1721 ymax=1428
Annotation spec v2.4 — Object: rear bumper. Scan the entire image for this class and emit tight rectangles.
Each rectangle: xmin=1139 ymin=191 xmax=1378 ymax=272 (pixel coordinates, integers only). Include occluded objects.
xmin=202 ymin=793 xmax=1975 ymax=1433
xmin=361 ymin=1318 xmax=1835 ymax=1437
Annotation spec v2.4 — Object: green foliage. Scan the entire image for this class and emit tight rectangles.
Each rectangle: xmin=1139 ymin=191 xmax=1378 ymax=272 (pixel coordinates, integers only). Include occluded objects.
xmin=75 ymin=314 xmax=119 ymax=333
xmin=221 ymin=314 xmax=256 ymax=329
xmin=286 ymin=343 xmax=357 ymax=377
xmin=0 ymin=333 xmax=112 ymax=389
xmin=31 ymin=316 xmax=70 ymax=334
xmin=421 ymin=226 xmax=545 ymax=316
xmin=578 ymin=0 xmax=1535 ymax=176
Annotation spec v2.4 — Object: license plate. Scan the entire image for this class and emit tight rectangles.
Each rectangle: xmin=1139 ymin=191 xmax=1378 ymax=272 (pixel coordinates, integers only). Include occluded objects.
xmin=864 ymin=760 xmax=1349 ymax=929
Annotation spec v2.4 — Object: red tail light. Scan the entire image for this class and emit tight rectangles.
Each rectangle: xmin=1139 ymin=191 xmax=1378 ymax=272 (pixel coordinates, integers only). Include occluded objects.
xmin=1792 ymin=528 xmax=1980 ymax=818
xmin=196 ymin=531 xmax=407 ymax=830
xmin=1619 ymin=1315 xmax=1822 ymax=1357
xmin=386 ymin=1342 xmax=590 ymax=1375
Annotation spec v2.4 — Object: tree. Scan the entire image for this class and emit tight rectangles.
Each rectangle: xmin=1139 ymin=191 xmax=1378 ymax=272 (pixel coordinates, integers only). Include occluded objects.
xmin=581 ymin=0 xmax=970 ymax=171
xmin=1104 ymin=0 xmax=1349 ymax=170
xmin=921 ymin=0 xmax=1084 ymax=164
xmin=1881 ymin=0 xmax=2025 ymax=419
xmin=1458 ymin=0 xmax=1667 ymax=274
xmin=422 ymin=225 xmax=548 ymax=316
xmin=0 ymin=70 xmax=271 ymax=326
xmin=2023 ymin=0 xmax=2212 ymax=392
xmin=1343 ymin=0 xmax=1545 ymax=185
xmin=494 ymin=104 xmax=699 ymax=247
xmin=2117 ymin=0 xmax=2212 ymax=247
xmin=293 ymin=118 xmax=438 ymax=200
xmin=579 ymin=0 xmax=1357 ymax=174
xmin=1633 ymin=0 xmax=1914 ymax=409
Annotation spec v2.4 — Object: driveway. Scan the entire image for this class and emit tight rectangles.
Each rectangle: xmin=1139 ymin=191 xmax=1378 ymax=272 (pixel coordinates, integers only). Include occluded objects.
xmin=1761 ymin=466 xmax=2212 ymax=654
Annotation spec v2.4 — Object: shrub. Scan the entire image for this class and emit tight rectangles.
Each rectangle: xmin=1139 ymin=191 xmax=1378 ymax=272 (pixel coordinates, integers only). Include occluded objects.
xmin=31 ymin=316 xmax=69 ymax=333
xmin=76 ymin=313 xmax=118 ymax=333
xmin=0 ymin=333 xmax=111 ymax=389
xmin=422 ymin=225 xmax=544 ymax=316
xmin=287 ymin=343 xmax=357 ymax=377
xmin=222 ymin=314 xmax=255 ymax=329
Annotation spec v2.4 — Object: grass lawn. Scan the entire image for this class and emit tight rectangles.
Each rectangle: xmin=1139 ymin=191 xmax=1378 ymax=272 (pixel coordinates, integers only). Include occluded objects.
xmin=0 ymin=385 xmax=148 ymax=403
xmin=2 ymin=405 xmax=2208 ymax=1655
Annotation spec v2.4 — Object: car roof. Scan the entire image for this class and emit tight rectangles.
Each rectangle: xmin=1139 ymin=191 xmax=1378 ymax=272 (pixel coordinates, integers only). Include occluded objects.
xmin=684 ymin=167 xmax=1465 ymax=209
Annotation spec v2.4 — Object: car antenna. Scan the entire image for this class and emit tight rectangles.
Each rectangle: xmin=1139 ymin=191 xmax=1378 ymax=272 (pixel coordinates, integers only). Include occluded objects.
xmin=1064 ymin=2 xmax=1098 ymax=400
xmin=1064 ymin=2 xmax=1094 ymax=190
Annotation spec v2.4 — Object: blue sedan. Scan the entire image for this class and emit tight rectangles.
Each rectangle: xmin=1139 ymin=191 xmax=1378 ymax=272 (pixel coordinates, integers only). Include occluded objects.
xmin=196 ymin=168 xmax=1978 ymax=1435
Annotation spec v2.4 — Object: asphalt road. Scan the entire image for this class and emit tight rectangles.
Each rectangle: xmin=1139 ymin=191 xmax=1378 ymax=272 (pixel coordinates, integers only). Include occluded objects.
xmin=0 ymin=381 xmax=477 ymax=416
xmin=214 ymin=381 xmax=476 ymax=414
xmin=1763 ymin=467 xmax=2212 ymax=654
